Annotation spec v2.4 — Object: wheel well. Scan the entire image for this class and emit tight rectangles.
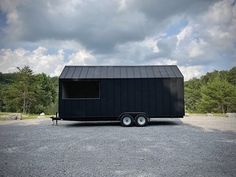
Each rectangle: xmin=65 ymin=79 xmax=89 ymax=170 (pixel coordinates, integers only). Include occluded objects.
xmin=118 ymin=112 xmax=148 ymax=120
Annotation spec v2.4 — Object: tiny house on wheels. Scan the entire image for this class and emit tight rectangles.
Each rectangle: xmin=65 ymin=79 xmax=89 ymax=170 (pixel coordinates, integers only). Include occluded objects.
xmin=58 ymin=65 xmax=184 ymax=126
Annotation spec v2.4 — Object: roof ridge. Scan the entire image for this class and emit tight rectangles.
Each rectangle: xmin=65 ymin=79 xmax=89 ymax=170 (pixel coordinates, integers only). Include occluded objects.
xmin=65 ymin=65 xmax=178 ymax=67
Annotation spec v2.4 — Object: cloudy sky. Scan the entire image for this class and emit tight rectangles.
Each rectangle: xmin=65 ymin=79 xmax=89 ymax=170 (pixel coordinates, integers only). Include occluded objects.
xmin=0 ymin=0 xmax=235 ymax=80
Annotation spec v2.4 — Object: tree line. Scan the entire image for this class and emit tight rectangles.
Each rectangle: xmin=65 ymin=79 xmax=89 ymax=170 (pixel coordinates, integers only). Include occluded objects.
xmin=0 ymin=66 xmax=235 ymax=114
xmin=0 ymin=66 xmax=58 ymax=114
xmin=185 ymin=67 xmax=236 ymax=113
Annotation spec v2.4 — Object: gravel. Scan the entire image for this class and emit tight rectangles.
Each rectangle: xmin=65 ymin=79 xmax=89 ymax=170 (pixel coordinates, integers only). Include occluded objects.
xmin=0 ymin=117 xmax=236 ymax=177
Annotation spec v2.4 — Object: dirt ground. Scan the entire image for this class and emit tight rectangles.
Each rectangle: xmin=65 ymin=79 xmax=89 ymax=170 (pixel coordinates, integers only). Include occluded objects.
xmin=182 ymin=115 xmax=236 ymax=132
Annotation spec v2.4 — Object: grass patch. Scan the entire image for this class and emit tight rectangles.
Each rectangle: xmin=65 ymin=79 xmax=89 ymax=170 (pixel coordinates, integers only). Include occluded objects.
xmin=21 ymin=114 xmax=39 ymax=120
xmin=0 ymin=112 xmax=52 ymax=121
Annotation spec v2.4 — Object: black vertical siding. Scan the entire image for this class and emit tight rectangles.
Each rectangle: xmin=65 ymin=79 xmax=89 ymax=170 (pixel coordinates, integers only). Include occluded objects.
xmin=162 ymin=79 xmax=169 ymax=116
xmin=177 ymin=78 xmax=185 ymax=115
xmin=59 ymin=78 xmax=184 ymax=120
xmin=120 ymin=79 xmax=128 ymax=112
xmin=114 ymin=79 xmax=121 ymax=116
xmin=58 ymin=81 xmax=62 ymax=116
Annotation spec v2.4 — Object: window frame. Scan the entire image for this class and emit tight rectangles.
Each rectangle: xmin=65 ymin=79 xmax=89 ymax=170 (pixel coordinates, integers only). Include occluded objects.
xmin=62 ymin=80 xmax=101 ymax=100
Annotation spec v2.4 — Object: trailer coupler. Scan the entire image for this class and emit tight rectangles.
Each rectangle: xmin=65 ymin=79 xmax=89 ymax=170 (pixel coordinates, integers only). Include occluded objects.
xmin=50 ymin=112 xmax=60 ymax=125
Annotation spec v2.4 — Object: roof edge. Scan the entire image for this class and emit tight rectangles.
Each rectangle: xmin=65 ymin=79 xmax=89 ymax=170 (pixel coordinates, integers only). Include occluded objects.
xmin=63 ymin=65 xmax=178 ymax=67
xmin=59 ymin=65 xmax=184 ymax=79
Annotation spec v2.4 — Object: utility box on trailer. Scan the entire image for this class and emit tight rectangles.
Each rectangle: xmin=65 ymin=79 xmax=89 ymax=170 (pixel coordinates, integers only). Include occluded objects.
xmin=59 ymin=65 xmax=184 ymax=126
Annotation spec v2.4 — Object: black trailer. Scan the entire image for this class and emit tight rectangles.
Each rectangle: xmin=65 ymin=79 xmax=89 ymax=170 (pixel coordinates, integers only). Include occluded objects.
xmin=58 ymin=65 xmax=184 ymax=126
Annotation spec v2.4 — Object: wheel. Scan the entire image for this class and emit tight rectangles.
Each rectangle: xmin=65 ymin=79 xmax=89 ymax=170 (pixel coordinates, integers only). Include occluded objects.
xmin=135 ymin=114 xmax=148 ymax=127
xmin=120 ymin=114 xmax=134 ymax=127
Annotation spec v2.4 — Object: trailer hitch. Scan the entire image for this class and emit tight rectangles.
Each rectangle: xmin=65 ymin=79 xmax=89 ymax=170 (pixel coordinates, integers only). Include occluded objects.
xmin=50 ymin=112 xmax=60 ymax=125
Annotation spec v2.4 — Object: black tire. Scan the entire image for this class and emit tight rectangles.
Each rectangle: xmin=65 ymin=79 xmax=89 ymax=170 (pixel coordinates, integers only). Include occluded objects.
xmin=120 ymin=114 xmax=134 ymax=127
xmin=135 ymin=114 xmax=148 ymax=127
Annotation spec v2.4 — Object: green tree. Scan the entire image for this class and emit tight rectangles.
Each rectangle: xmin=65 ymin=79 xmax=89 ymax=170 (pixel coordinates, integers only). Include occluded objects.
xmin=1 ymin=67 xmax=58 ymax=114
xmin=0 ymin=84 xmax=4 ymax=111
xmin=46 ymin=76 xmax=59 ymax=114
xmin=198 ymin=77 xmax=236 ymax=113
xmin=4 ymin=66 xmax=37 ymax=113
xmin=227 ymin=67 xmax=236 ymax=85
xmin=185 ymin=78 xmax=202 ymax=112
xmin=32 ymin=73 xmax=57 ymax=114
xmin=0 ymin=72 xmax=17 ymax=112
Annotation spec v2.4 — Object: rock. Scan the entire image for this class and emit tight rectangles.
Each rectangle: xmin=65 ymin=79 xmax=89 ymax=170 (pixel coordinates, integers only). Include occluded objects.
xmin=226 ymin=113 xmax=236 ymax=118
xmin=16 ymin=113 xmax=22 ymax=120
xmin=185 ymin=113 xmax=190 ymax=117
xmin=38 ymin=112 xmax=46 ymax=118
xmin=207 ymin=113 xmax=213 ymax=116
xmin=40 ymin=112 xmax=45 ymax=116
xmin=6 ymin=113 xmax=22 ymax=120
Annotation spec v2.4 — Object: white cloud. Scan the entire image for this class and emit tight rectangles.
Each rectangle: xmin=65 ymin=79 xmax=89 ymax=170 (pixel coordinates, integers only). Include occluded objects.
xmin=179 ymin=66 xmax=203 ymax=81
xmin=143 ymin=37 xmax=160 ymax=53
xmin=176 ymin=26 xmax=192 ymax=46
xmin=152 ymin=58 xmax=177 ymax=65
xmin=187 ymin=39 xmax=206 ymax=58
xmin=0 ymin=0 xmax=235 ymax=80
xmin=117 ymin=0 xmax=127 ymax=11
xmin=0 ymin=47 xmax=96 ymax=76
xmin=204 ymin=0 xmax=234 ymax=24
xmin=174 ymin=0 xmax=236 ymax=68
xmin=67 ymin=50 xmax=96 ymax=65
xmin=0 ymin=0 xmax=217 ymax=51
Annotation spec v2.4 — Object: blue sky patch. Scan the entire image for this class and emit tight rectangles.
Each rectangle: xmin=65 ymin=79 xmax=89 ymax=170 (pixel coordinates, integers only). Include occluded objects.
xmin=165 ymin=19 xmax=188 ymax=36
xmin=0 ymin=11 xmax=7 ymax=28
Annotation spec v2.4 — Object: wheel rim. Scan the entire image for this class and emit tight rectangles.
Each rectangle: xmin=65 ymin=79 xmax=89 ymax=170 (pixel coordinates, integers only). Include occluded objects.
xmin=123 ymin=117 xmax=132 ymax=126
xmin=137 ymin=116 xmax=146 ymax=125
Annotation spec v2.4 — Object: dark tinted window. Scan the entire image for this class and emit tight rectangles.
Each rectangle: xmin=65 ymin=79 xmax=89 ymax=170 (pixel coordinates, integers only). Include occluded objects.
xmin=63 ymin=81 xmax=99 ymax=99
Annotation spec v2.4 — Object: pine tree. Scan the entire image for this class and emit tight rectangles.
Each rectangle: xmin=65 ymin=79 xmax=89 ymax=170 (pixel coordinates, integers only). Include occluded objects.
xmin=4 ymin=66 xmax=37 ymax=113
xmin=198 ymin=77 xmax=236 ymax=113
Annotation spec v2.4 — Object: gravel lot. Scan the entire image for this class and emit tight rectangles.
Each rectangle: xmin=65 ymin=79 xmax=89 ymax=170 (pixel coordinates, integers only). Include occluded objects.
xmin=0 ymin=116 xmax=236 ymax=177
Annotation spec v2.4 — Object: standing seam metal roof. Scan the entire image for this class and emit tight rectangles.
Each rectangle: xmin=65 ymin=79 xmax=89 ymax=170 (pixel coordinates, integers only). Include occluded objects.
xmin=59 ymin=65 xmax=183 ymax=79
